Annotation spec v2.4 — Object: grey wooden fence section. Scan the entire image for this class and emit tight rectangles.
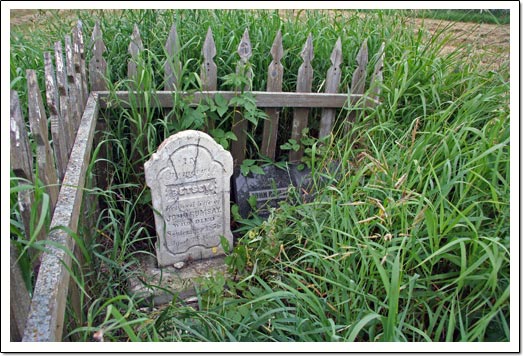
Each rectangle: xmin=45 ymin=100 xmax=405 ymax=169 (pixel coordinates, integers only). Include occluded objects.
xmin=91 ymin=23 xmax=384 ymax=166
xmin=10 ymin=19 xmax=384 ymax=342
xmin=10 ymin=20 xmax=98 ymax=342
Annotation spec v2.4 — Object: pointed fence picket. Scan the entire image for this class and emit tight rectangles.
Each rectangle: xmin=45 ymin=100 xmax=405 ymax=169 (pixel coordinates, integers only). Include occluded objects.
xmin=289 ymin=33 xmax=314 ymax=162
xmin=164 ymin=24 xmax=182 ymax=91
xmin=319 ymin=37 xmax=343 ymax=139
xmin=346 ymin=39 xmax=369 ymax=129
xmin=128 ymin=24 xmax=144 ymax=89
xmin=88 ymin=22 xmax=107 ymax=91
xmin=201 ymin=27 xmax=217 ymax=131
xmin=231 ymin=28 xmax=253 ymax=166
xmin=261 ymin=30 xmax=284 ymax=160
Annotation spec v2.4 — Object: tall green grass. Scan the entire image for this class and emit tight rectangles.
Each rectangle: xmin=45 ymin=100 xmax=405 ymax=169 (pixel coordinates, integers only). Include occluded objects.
xmin=10 ymin=9 xmax=509 ymax=342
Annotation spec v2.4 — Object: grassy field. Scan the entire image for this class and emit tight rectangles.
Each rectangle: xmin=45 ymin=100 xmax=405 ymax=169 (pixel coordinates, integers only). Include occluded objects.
xmin=10 ymin=9 xmax=510 ymax=343
xmin=412 ymin=9 xmax=510 ymax=25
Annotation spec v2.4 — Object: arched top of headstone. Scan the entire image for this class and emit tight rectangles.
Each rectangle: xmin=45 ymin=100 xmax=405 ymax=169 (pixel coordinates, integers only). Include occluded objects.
xmin=146 ymin=130 xmax=233 ymax=175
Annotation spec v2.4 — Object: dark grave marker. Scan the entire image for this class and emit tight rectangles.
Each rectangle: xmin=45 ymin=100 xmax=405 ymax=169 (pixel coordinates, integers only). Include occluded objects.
xmin=232 ymin=164 xmax=312 ymax=219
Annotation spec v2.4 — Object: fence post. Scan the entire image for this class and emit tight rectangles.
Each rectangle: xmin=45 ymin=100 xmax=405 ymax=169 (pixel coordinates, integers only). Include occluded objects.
xmin=230 ymin=28 xmax=252 ymax=167
xmin=128 ymin=23 xmax=144 ymax=89
xmin=44 ymin=52 xmax=69 ymax=181
xmin=10 ymin=244 xmax=31 ymax=341
xmin=55 ymin=41 xmax=75 ymax=152
xmin=164 ymin=23 xmax=182 ymax=91
xmin=66 ymin=35 xmax=82 ymax=134
xmin=369 ymin=42 xmax=385 ymax=107
xmin=201 ymin=27 xmax=217 ymax=131
xmin=89 ymin=22 xmax=108 ymax=91
xmin=261 ymin=30 xmax=283 ymax=160
xmin=26 ymin=70 xmax=60 ymax=212
xmin=289 ymin=33 xmax=314 ymax=163
xmin=74 ymin=20 xmax=88 ymax=108
xmin=319 ymin=38 xmax=342 ymax=138
xmin=346 ymin=39 xmax=368 ymax=129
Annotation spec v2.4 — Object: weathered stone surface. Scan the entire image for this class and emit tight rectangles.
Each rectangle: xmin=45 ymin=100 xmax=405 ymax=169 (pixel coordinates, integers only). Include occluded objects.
xmin=128 ymin=253 xmax=228 ymax=306
xmin=233 ymin=164 xmax=312 ymax=219
xmin=144 ymin=130 xmax=233 ymax=267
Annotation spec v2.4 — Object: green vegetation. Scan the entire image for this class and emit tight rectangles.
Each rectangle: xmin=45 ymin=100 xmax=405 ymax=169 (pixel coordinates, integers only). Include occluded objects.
xmin=413 ymin=9 xmax=510 ymax=25
xmin=10 ymin=9 xmax=510 ymax=342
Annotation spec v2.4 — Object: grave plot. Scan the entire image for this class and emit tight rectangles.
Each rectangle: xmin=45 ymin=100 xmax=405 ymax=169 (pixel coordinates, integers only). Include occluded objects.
xmin=11 ymin=10 xmax=393 ymax=341
xmin=125 ymin=131 xmax=234 ymax=304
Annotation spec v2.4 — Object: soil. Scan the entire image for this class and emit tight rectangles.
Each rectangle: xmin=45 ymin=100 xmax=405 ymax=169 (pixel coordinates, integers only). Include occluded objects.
xmin=408 ymin=18 xmax=510 ymax=70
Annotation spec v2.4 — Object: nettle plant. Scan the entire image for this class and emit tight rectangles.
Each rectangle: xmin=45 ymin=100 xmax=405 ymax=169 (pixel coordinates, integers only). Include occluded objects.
xmin=280 ymin=127 xmax=331 ymax=171
xmin=168 ymin=64 xmax=269 ymax=157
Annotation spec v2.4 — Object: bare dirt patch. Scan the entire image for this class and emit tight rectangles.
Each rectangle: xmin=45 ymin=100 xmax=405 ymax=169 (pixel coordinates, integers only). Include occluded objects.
xmin=10 ymin=9 xmax=79 ymax=30
xmin=408 ymin=18 xmax=510 ymax=71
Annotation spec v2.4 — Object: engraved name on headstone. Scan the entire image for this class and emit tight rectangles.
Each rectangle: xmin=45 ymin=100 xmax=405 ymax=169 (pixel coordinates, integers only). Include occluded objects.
xmin=145 ymin=130 xmax=233 ymax=267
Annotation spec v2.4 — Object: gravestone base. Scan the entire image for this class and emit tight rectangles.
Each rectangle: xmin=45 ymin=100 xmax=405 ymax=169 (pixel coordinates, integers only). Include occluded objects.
xmin=128 ymin=253 xmax=228 ymax=306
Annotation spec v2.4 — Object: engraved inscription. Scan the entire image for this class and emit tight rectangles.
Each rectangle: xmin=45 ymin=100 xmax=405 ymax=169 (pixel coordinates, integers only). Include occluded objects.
xmin=165 ymin=178 xmax=216 ymax=200
xmin=161 ymin=177 xmax=224 ymax=253
xmin=250 ymin=187 xmax=288 ymax=202
xmin=249 ymin=187 xmax=288 ymax=213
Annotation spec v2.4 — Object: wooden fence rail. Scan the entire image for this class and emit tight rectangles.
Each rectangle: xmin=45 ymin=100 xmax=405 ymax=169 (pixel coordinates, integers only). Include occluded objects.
xmin=10 ymin=19 xmax=384 ymax=342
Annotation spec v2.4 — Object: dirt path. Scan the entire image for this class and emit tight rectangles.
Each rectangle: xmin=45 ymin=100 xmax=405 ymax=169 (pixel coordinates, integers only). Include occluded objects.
xmin=408 ymin=18 xmax=510 ymax=70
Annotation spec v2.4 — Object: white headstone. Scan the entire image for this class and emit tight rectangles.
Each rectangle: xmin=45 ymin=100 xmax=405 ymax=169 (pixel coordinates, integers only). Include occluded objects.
xmin=145 ymin=130 xmax=233 ymax=267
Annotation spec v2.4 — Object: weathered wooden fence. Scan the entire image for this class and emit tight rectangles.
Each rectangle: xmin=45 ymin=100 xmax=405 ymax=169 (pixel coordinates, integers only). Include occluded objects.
xmin=10 ymin=20 xmax=98 ymax=342
xmin=92 ymin=22 xmax=384 ymax=166
xmin=10 ymin=19 xmax=384 ymax=342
